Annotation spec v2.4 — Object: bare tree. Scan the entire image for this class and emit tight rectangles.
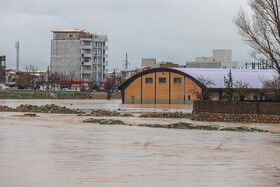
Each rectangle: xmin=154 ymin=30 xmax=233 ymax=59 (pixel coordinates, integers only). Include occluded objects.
xmin=16 ymin=74 xmax=31 ymax=89
xmin=233 ymin=0 xmax=280 ymax=74
xmin=192 ymin=76 xmax=215 ymax=100
xmin=104 ymin=77 xmax=115 ymax=100
xmin=24 ymin=65 xmax=38 ymax=89
xmin=262 ymin=75 xmax=280 ymax=101
xmin=234 ymin=81 xmax=251 ymax=101
xmin=25 ymin=65 xmax=38 ymax=73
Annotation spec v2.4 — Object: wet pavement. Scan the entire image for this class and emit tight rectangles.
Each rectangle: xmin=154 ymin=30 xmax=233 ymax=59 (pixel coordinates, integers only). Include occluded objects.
xmin=0 ymin=110 xmax=280 ymax=186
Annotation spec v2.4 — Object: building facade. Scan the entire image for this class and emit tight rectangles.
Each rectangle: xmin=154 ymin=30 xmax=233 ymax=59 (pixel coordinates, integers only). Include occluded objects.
xmin=186 ymin=49 xmax=238 ymax=69
xmin=119 ymin=68 xmax=276 ymax=104
xmin=50 ymin=29 xmax=108 ymax=82
xmin=0 ymin=56 xmax=6 ymax=82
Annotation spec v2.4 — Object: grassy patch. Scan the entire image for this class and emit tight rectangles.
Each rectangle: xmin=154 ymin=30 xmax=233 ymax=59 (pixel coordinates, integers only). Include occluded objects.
xmin=139 ymin=122 xmax=272 ymax=133
xmin=78 ymin=110 xmax=133 ymax=117
xmin=0 ymin=90 xmax=53 ymax=99
xmin=83 ymin=118 xmax=126 ymax=125
xmin=140 ymin=112 xmax=190 ymax=118
xmin=56 ymin=91 xmax=77 ymax=99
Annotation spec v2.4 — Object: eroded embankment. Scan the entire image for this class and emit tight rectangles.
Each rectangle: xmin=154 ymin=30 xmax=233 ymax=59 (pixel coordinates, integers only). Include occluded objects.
xmin=0 ymin=104 xmax=79 ymax=114
xmin=82 ymin=118 xmax=275 ymax=133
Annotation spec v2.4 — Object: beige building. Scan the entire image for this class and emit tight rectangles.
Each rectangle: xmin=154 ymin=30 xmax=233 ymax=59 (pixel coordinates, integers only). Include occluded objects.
xmin=186 ymin=49 xmax=238 ymax=69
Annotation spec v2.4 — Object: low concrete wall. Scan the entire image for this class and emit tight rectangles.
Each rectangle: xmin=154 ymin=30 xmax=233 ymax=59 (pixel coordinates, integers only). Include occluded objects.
xmin=192 ymin=101 xmax=280 ymax=123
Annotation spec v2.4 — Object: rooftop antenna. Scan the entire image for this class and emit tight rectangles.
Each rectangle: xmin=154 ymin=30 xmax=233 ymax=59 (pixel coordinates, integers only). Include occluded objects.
xmin=124 ymin=52 xmax=130 ymax=70
xmin=15 ymin=41 xmax=20 ymax=70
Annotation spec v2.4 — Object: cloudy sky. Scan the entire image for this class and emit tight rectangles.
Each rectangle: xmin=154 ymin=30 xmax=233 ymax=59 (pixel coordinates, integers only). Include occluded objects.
xmin=0 ymin=0 xmax=252 ymax=71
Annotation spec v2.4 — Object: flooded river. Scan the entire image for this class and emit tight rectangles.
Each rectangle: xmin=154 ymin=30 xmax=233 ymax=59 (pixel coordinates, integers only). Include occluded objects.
xmin=0 ymin=100 xmax=280 ymax=186
xmin=0 ymin=99 xmax=193 ymax=114
xmin=0 ymin=110 xmax=280 ymax=186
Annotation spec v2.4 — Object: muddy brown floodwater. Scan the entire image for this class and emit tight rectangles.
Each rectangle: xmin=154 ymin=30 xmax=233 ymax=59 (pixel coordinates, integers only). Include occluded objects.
xmin=0 ymin=99 xmax=193 ymax=113
xmin=0 ymin=100 xmax=280 ymax=186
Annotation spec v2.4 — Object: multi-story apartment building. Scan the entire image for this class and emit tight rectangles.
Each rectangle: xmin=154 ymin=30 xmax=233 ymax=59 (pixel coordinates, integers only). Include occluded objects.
xmin=50 ymin=29 xmax=108 ymax=82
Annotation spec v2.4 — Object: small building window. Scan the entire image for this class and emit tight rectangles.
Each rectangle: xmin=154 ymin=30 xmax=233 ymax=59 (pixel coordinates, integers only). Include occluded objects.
xmin=159 ymin=78 xmax=166 ymax=83
xmin=174 ymin=78 xmax=181 ymax=83
xmin=145 ymin=78 xmax=153 ymax=83
xmin=188 ymin=95 xmax=191 ymax=100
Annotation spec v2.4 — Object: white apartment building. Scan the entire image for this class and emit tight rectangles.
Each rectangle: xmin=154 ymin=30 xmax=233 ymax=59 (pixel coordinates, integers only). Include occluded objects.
xmin=50 ymin=29 xmax=108 ymax=82
xmin=186 ymin=49 xmax=238 ymax=69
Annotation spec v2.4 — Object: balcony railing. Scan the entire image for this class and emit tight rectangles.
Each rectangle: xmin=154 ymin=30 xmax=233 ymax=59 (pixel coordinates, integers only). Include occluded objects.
xmin=81 ymin=45 xmax=92 ymax=49
xmin=81 ymin=54 xmax=91 ymax=58
xmin=82 ymin=70 xmax=92 ymax=74
xmin=82 ymin=62 xmax=91 ymax=66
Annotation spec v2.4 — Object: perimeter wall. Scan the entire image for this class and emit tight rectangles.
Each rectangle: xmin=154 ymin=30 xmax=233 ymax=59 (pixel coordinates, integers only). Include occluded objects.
xmin=192 ymin=101 xmax=280 ymax=123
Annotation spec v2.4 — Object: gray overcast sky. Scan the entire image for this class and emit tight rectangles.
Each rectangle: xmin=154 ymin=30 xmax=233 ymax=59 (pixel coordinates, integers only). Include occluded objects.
xmin=0 ymin=0 xmax=252 ymax=71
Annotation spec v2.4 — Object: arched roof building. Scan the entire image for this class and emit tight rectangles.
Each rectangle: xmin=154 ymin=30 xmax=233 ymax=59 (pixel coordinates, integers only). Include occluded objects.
xmin=118 ymin=68 xmax=276 ymax=104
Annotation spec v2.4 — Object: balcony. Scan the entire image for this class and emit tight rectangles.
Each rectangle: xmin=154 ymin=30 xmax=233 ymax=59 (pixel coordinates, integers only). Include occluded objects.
xmin=82 ymin=62 xmax=91 ymax=66
xmin=82 ymin=70 xmax=92 ymax=74
xmin=81 ymin=53 xmax=91 ymax=58
xmin=81 ymin=38 xmax=92 ymax=41
xmin=81 ymin=45 xmax=92 ymax=49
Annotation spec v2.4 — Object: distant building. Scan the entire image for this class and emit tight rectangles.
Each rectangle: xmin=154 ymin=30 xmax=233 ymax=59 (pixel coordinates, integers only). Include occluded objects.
xmin=0 ymin=56 xmax=6 ymax=82
xmin=119 ymin=68 xmax=275 ymax=104
xmin=50 ymin=29 xmax=109 ymax=82
xmin=142 ymin=58 xmax=178 ymax=68
xmin=142 ymin=58 xmax=156 ymax=67
xmin=154 ymin=61 xmax=178 ymax=68
xmin=121 ymin=69 xmax=138 ymax=82
xmin=186 ymin=49 xmax=238 ymax=69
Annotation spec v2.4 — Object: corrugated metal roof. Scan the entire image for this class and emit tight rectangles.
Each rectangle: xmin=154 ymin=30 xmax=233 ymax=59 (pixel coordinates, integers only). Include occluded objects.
xmin=52 ymin=29 xmax=85 ymax=33
xmin=171 ymin=68 xmax=277 ymax=89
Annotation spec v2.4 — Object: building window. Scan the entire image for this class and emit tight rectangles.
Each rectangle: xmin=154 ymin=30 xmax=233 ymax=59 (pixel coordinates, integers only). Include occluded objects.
xmin=188 ymin=95 xmax=191 ymax=100
xmin=223 ymin=66 xmax=227 ymax=69
xmin=174 ymin=78 xmax=181 ymax=83
xmin=145 ymin=78 xmax=153 ymax=83
xmin=159 ymin=78 xmax=166 ymax=83
xmin=92 ymin=42 xmax=97 ymax=47
xmin=97 ymin=42 xmax=102 ymax=47
xmin=98 ymin=50 xmax=102 ymax=55
xmin=60 ymin=33 xmax=66 ymax=39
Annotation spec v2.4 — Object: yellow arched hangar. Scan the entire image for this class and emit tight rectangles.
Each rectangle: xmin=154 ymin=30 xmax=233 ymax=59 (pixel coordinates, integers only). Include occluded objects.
xmin=118 ymin=67 xmax=204 ymax=104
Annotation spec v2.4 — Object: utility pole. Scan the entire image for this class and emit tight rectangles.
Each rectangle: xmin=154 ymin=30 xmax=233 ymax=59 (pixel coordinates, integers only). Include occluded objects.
xmin=15 ymin=41 xmax=20 ymax=70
